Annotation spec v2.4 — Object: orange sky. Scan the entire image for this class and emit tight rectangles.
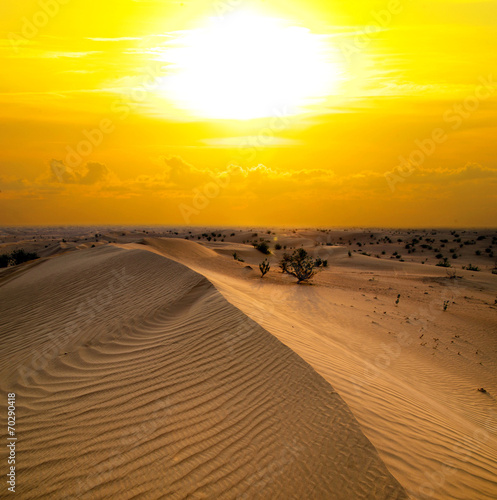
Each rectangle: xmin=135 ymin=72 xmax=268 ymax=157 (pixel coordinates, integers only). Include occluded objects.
xmin=1 ymin=0 xmax=496 ymax=227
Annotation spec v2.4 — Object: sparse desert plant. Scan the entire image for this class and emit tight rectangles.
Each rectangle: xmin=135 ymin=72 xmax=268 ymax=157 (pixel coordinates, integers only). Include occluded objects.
xmin=436 ymin=257 xmax=451 ymax=268
xmin=274 ymin=243 xmax=282 ymax=250
xmin=395 ymin=294 xmax=401 ymax=305
xmin=10 ymin=249 xmax=39 ymax=266
xmin=283 ymin=248 xmax=320 ymax=284
xmin=466 ymin=263 xmax=480 ymax=271
xmin=314 ymin=256 xmax=328 ymax=267
xmin=279 ymin=253 xmax=291 ymax=273
xmin=443 ymin=300 xmax=450 ymax=311
xmin=254 ymin=241 xmax=270 ymax=255
xmin=348 ymin=250 xmax=352 ymax=257
xmin=259 ymin=259 xmax=270 ymax=278
xmin=232 ymin=251 xmax=244 ymax=263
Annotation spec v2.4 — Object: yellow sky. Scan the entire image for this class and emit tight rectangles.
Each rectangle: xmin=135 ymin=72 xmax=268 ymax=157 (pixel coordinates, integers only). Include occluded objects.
xmin=1 ymin=0 xmax=496 ymax=227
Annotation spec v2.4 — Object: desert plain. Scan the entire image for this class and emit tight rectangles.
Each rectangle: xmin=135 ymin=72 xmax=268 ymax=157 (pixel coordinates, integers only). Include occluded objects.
xmin=1 ymin=226 xmax=496 ymax=499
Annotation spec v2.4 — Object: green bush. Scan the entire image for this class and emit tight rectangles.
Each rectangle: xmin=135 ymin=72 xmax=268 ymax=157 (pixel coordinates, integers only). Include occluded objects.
xmin=436 ymin=257 xmax=451 ymax=268
xmin=281 ymin=248 xmax=320 ymax=284
xmin=0 ymin=249 xmax=39 ymax=268
xmin=254 ymin=241 xmax=270 ymax=255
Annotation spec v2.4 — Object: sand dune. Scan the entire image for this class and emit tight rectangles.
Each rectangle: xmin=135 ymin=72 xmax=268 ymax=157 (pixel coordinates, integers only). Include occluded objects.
xmin=133 ymin=237 xmax=497 ymax=500
xmin=0 ymin=246 xmax=407 ymax=499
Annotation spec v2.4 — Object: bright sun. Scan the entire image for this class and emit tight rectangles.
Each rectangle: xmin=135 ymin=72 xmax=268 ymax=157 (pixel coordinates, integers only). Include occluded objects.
xmin=160 ymin=11 xmax=343 ymax=120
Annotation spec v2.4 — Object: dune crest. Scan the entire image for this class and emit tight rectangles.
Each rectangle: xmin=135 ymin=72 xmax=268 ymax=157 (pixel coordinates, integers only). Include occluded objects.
xmin=131 ymin=237 xmax=497 ymax=500
xmin=0 ymin=246 xmax=406 ymax=499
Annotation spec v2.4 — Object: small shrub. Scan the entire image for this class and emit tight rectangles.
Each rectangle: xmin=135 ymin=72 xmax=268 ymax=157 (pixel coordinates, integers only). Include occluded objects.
xmin=282 ymin=248 xmax=320 ymax=284
xmin=313 ymin=257 xmax=328 ymax=267
xmin=254 ymin=242 xmax=270 ymax=255
xmin=279 ymin=253 xmax=291 ymax=273
xmin=443 ymin=300 xmax=450 ymax=311
xmin=274 ymin=243 xmax=282 ymax=250
xmin=436 ymin=258 xmax=451 ymax=268
xmin=232 ymin=251 xmax=244 ymax=263
xmin=466 ymin=263 xmax=480 ymax=271
xmin=259 ymin=259 xmax=270 ymax=278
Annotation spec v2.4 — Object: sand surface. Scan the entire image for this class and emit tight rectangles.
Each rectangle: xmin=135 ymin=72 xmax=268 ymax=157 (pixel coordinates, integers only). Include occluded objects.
xmin=131 ymin=235 xmax=497 ymax=499
xmin=0 ymin=244 xmax=407 ymax=499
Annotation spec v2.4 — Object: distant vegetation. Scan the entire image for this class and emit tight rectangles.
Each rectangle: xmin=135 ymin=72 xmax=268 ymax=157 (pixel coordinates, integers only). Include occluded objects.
xmin=254 ymin=241 xmax=270 ymax=255
xmin=0 ymin=248 xmax=39 ymax=268
xmin=436 ymin=257 xmax=451 ymax=268
xmin=232 ymin=252 xmax=244 ymax=263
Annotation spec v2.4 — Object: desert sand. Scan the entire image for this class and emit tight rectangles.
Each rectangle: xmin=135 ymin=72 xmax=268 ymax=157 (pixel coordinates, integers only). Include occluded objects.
xmin=1 ymin=226 xmax=496 ymax=499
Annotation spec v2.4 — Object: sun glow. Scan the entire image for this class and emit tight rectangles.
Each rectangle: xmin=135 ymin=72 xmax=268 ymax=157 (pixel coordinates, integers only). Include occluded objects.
xmin=160 ymin=11 xmax=343 ymax=120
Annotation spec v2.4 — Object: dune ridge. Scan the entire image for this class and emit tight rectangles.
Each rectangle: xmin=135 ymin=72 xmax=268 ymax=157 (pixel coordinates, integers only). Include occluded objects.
xmin=134 ymin=237 xmax=497 ymax=500
xmin=0 ymin=246 xmax=407 ymax=499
